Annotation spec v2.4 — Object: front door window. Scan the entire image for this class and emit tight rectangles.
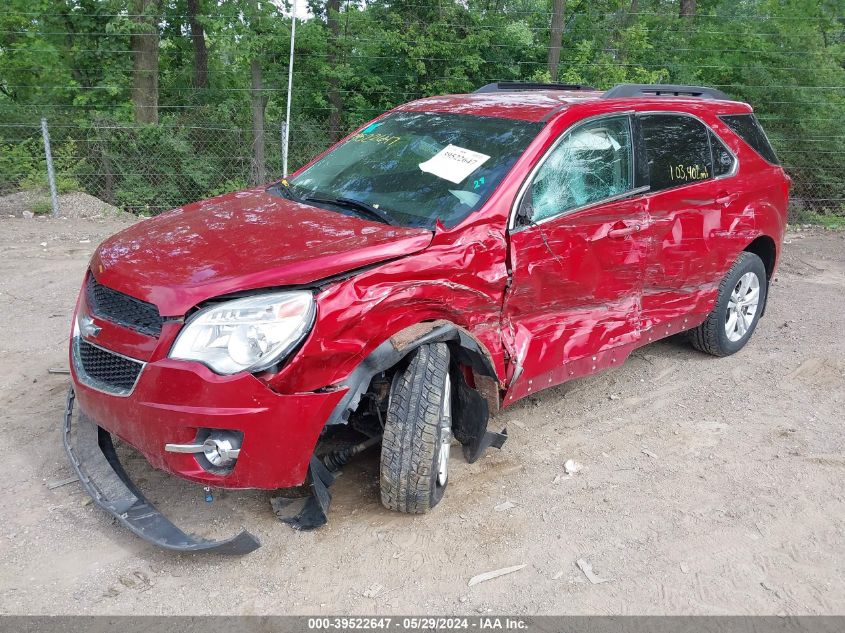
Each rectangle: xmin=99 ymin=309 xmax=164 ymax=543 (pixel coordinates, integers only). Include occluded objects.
xmin=528 ymin=115 xmax=634 ymax=222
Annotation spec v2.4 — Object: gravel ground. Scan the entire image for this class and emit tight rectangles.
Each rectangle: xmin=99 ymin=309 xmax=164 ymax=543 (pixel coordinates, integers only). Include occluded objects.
xmin=0 ymin=190 xmax=125 ymax=219
xmin=0 ymin=215 xmax=843 ymax=615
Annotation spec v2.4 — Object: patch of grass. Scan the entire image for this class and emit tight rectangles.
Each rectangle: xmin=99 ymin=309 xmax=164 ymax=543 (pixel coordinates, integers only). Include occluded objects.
xmin=795 ymin=213 xmax=845 ymax=230
xmin=789 ymin=204 xmax=845 ymax=230
xmin=31 ymin=198 xmax=53 ymax=215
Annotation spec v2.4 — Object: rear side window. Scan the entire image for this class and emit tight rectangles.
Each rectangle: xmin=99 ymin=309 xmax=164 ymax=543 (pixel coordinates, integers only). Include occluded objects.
xmin=719 ymin=114 xmax=780 ymax=165
xmin=640 ymin=114 xmax=713 ymax=192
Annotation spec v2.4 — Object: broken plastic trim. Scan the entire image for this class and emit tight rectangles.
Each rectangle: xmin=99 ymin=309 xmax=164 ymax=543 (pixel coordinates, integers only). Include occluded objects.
xmin=450 ymin=365 xmax=508 ymax=463
xmin=62 ymin=387 xmax=260 ymax=555
xmin=270 ymin=455 xmax=336 ymax=530
xmin=269 ymin=436 xmax=381 ymax=530
xmin=324 ymin=322 xmax=497 ymax=428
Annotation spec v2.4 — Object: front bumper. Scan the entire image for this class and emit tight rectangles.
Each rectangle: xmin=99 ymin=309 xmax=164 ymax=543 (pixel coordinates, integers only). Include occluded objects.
xmin=63 ymin=387 xmax=261 ymax=554
xmin=71 ymin=344 xmax=348 ymax=490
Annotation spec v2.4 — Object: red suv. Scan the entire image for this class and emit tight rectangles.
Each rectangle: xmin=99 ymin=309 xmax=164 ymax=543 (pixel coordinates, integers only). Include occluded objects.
xmin=64 ymin=83 xmax=789 ymax=553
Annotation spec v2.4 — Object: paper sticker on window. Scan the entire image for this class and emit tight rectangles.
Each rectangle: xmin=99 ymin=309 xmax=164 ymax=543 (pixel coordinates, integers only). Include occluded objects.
xmin=419 ymin=144 xmax=491 ymax=184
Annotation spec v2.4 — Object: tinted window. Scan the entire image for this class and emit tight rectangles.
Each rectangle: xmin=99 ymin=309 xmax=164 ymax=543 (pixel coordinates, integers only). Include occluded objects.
xmin=710 ymin=131 xmax=735 ymax=177
xmin=528 ymin=115 xmax=633 ymax=222
xmin=640 ymin=114 xmax=713 ymax=191
xmin=719 ymin=113 xmax=780 ymax=165
xmin=282 ymin=112 xmax=541 ymax=229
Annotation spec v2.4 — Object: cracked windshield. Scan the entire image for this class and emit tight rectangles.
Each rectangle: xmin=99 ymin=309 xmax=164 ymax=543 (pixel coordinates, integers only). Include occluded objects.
xmin=278 ymin=112 xmax=541 ymax=229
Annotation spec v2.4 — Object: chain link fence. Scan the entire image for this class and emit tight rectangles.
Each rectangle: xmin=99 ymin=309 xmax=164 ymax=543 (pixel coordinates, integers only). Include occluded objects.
xmin=0 ymin=116 xmax=330 ymax=215
xmin=0 ymin=108 xmax=841 ymax=220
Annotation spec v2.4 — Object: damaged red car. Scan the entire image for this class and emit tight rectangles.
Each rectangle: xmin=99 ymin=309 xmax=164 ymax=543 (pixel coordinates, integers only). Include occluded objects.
xmin=64 ymin=82 xmax=789 ymax=553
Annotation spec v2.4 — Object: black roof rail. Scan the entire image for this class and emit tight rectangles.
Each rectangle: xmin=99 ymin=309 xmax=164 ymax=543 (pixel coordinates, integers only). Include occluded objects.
xmin=603 ymin=83 xmax=731 ymax=100
xmin=474 ymin=81 xmax=597 ymax=94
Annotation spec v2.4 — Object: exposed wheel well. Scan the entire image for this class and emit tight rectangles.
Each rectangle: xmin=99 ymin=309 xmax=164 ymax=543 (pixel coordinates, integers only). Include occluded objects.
xmin=323 ymin=322 xmax=499 ymax=428
xmin=744 ymin=235 xmax=777 ymax=281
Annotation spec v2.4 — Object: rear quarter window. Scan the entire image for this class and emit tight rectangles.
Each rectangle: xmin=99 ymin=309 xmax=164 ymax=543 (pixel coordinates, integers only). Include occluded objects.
xmin=719 ymin=113 xmax=780 ymax=165
xmin=710 ymin=131 xmax=736 ymax=177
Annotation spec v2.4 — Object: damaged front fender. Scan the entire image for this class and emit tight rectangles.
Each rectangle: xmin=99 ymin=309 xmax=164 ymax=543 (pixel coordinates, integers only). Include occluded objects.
xmin=323 ymin=321 xmax=499 ymax=427
xmin=321 ymin=321 xmax=507 ymax=464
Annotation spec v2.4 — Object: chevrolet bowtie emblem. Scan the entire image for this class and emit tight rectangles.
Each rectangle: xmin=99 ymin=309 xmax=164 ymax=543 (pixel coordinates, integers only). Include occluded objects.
xmin=80 ymin=314 xmax=102 ymax=338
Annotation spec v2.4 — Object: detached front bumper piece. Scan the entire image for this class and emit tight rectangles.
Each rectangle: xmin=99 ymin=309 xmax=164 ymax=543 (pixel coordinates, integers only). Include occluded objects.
xmin=62 ymin=387 xmax=260 ymax=554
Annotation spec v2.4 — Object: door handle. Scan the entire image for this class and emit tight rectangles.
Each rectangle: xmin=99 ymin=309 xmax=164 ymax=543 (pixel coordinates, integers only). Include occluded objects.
xmin=715 ymin=192 xmax=738 ymax=206
xmin=607 ymin=223 xmax=643 ymax=239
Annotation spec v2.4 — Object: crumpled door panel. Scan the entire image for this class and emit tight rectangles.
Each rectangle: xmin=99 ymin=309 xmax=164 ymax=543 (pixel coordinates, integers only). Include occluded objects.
xmin=502 ymin=197 xmax=649 ymax=403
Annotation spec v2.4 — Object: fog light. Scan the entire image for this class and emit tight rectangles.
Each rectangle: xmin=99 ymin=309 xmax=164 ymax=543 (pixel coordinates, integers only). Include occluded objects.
xmin=165 ymin=430 xmax=243 ymax=470
xmin=203 ymin=434 xmax=241 ymax=467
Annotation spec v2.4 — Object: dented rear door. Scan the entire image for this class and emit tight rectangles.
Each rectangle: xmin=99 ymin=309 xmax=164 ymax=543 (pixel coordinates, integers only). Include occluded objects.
xmin=637 ymin=112 xmax=729 ymax=332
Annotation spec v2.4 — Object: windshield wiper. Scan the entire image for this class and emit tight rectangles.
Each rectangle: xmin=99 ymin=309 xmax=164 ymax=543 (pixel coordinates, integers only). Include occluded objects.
xmin=304 ymin=195 xmax=398 ymax=226
xmin=268 ymin=180 xmax=301 ymax=201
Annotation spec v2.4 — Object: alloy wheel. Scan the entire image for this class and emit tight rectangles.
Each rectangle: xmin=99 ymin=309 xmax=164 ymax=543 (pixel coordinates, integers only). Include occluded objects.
xmin=436 ymin=377 xmax=452 ymax=487
xmin=725 ymin=271 xmax=760 ymax=342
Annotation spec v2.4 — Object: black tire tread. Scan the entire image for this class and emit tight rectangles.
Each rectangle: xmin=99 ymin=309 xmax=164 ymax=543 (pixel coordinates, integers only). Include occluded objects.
xmin=690 ymin=251 xmax=764 ymax=357
xmin=380 ymin=343 xmax=450 ymax=514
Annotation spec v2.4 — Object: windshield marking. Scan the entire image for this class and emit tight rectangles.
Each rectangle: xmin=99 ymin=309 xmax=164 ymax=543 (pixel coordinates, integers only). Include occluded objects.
xmin=349 ymin=132 xmax=402 ymax=146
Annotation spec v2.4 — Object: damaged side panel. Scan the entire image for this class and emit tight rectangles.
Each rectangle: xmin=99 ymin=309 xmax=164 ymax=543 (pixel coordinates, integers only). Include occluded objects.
xmin=641 ymin=179 xmax=756 ymax=331
xmin=269 ymin=218 xmax=512 ymax=396
xmin=499 ymin=104 xmax=787 ymax=406
xmin=636 ymin=107 xmax=787 ymax=333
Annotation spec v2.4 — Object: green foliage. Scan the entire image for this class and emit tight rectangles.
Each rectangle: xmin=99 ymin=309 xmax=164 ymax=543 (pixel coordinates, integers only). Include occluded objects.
xmin=0 ymin=135 xmax=80 ymax=194
xmin=791 ymin=208 xmax=845 ymax=229
xmin=0 ymin=139 xmax=40 ymax=194
xmin=92 ymin=124 xmax=253 ymax=212
xmin=20 ymin=139 xmax=83 ymax=193
xmin=207 ymin=178 xmax=249 ymax=197
xmin=1 ymin=0 xmax=843 ymax=219
xmin=814 ymin=214 xmax=845 ymax=230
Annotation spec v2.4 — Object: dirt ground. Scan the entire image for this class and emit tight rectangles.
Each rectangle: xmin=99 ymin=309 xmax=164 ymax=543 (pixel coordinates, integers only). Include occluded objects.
xmin=0 ymin=214 xmax=843 ymax=616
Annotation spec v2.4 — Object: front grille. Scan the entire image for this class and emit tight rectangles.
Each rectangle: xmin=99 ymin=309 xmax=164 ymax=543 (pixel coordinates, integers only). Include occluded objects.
xmin=86 ymin=275 xmax=163 ymax=336
xmin=73 ymin=338 xmax=145 ymax=396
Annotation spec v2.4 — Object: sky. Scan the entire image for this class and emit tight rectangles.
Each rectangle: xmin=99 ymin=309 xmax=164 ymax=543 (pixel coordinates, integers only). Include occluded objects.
xmin=274 ymin=0 xmax=314 ymax=19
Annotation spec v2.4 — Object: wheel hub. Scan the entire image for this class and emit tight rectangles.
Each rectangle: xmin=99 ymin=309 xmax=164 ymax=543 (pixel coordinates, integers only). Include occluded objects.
xmin=725 ymin=271 xmax=760 ymax=342
xmin=437 ymin=377 xmax=452 ymax=487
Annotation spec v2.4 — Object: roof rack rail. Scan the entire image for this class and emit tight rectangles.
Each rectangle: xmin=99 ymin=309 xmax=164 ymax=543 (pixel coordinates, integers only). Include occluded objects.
xmin=474 ymin=81 xmax=596 ymax=94
xmin=603 ymin=83 xmax=730 ymax=100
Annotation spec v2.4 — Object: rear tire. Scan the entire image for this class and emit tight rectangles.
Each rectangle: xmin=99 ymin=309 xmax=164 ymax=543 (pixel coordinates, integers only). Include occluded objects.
xmin=380 ymin=343 xmax=452 ymax=514
xmin=690 ymin=251 xmax=767 ymax=357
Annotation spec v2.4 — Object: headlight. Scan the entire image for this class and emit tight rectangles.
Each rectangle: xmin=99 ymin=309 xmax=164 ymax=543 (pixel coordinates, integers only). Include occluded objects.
xmin=170 ymin=291 xmax=315 ymax=375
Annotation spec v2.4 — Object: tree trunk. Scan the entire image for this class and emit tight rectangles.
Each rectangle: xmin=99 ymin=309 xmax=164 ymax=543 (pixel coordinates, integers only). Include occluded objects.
xmin=326 ymin=0 xmax=344 ymax=143
xmin=679 ymin=0 xmax=696 ymax=19
xmin=547 ymin=0 xmax=567 ymax=83
xmin=130 ymin=0 xmax=160 ymax=124
xmin=625 ymin=0 xmax=639 ymax=28
xmin=186 ymin=0 xmax=208 ymax=90
xmin=250 ymin=58 xmax=268 ymax=185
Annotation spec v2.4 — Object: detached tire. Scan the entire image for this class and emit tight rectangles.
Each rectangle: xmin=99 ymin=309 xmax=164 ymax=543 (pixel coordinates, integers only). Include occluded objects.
xmin=380 ymin=343 xmax=452 ymax=514
xmin=690 ymin=251 xmax=768 ymax=357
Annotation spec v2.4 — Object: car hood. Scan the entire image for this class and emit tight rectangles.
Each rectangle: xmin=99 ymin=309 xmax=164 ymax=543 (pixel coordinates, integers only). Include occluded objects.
xmin=91 ymin=188 xmax=433 ymax=316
